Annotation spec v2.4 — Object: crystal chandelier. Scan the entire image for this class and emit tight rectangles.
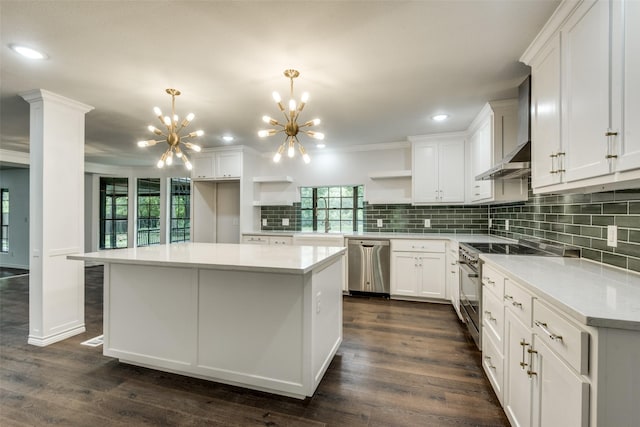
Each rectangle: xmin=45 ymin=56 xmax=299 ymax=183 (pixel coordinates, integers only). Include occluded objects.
xmin=137 ymin=88 xmax=204 ymax=170
xmin=258 ymin=69 xmax=324 ymax=163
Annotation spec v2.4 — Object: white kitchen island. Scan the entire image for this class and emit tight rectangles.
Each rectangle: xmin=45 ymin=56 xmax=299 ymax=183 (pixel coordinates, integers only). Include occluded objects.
xmin=68 ymin=242 xmax=345 ymax=399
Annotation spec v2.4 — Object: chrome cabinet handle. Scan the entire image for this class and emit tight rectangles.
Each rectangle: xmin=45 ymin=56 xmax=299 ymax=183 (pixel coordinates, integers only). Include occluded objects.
xmin=484 ymin=355 xmax=496 ymax=370
xmin=535 ymin=320 xmax=563 ymax=341
xmin=512 ymin=301 xmax=523 ymax=308
xmin=519 ymin=339 xmax=529 ymax=368
xmin=504 ymin=294 xmax=513 ymax=301
xmin=484 ymin=310 xmax=496 ymax=322
xmin=527 ymin=348 xmax=538 ymax=378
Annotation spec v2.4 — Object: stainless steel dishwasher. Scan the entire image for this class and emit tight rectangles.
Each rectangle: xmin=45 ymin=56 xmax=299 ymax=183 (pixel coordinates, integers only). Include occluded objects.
xmin=347 ymin=238 xmax=390 ymax=294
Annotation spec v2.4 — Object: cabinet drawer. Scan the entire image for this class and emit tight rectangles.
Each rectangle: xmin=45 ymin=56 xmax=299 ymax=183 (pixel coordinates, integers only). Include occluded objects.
xmin=269 ymin=237 xmax=292 ymax=245
xmin=533 ymin=300 xmax=589 ymax=375
xmin=242 ymin=235 xmax=269 ymax=244
xmin=483 ymin=287 xmax=505 ymax=348
xmin=391 ymin=239 xmax=445 ymax=252
xmin=504 ymin=280 xmax=533 ymax=328
xmin=482 ymin=264 xmax=504 ymax=299
xmin=482 ymin=328 xmax=504 ymax=400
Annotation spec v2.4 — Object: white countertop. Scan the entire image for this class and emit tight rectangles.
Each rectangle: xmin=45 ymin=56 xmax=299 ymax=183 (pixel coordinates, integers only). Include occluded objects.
xmin=68 ymin=242 xmax=345 ymax=275
xmin=244 ymin=231 xmax=513 ymax=244
xmin=480 ymin=255 xmax=640 ymax=331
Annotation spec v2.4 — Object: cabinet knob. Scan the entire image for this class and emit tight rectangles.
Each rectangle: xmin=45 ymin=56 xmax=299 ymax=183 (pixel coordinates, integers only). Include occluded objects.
xmin=605 ymin=131 xmax=618 ymax=136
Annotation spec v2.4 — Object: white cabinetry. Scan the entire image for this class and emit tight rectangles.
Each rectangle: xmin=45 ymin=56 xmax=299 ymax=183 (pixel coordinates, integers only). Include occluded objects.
xmin=410 ymin=134 xmax=465 ymax=204
xmin=252 ymin=176 xmax=296 ymax=206
xmin=242 ymin=234 xmax=292 ymax=245
xmin=192 ymin=150 xmax=242 ymax=180
xmin=522 ymin=0 xmax=640 ymax=193
xmin=390 ymin=240 xmax=446 ymax=299
xmin=446 ymin=241 xmax=462 ymax=321
xmin=467 ymin=100 xmax=527 ymax=203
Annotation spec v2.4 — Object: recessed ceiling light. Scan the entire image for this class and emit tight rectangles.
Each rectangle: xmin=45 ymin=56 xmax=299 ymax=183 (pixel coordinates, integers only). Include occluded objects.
xmin=316 ymin=143 xmax=326 ymax=149
xmin=9 ymin=44 xmax=47 ymax=60
xmin=432 ymin=114 xmax=449 ymax=122
xmin=222 ymin=135 xmax=234 ymax=142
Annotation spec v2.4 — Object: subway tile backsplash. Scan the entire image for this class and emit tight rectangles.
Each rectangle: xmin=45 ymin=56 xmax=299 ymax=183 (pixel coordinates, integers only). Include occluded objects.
xmin=260 ymin=187 xmax=640 ymax=273
xmin=490 ymin=188 xmax=640 ymax=272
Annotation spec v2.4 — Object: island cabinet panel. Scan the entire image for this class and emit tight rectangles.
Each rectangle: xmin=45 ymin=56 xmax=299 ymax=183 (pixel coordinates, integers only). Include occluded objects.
xmin=99 ymin=251 xmax=344 ymax=399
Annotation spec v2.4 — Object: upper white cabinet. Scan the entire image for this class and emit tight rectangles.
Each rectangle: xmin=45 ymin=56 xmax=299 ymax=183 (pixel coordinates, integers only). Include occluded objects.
xmin=192 ymin=150 xmax=242 ymax=180
xmin=410 ymin=133 xmax=465 ymax=204
xmin=522 ymin=0 xmax=640 ymax=193
xmin=467 ymin=100 xmax=528 ymax=204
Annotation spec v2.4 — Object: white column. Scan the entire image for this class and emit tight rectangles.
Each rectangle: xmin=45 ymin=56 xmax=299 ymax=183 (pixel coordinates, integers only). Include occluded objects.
xmin=21 ymin=89 xmax=94 ymax=346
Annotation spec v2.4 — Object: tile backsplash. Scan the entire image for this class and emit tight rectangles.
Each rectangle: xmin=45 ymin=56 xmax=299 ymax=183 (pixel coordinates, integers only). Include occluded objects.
xmin=490 ymin=188 xmax=640 ymax=272
xmin=260 ymin=187 xmax=640 ymax=273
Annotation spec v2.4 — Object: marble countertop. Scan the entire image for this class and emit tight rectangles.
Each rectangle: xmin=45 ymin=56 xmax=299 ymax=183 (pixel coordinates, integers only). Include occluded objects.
xmin=243 ymin=231 xmax=513 ymax=244
xmin=68 ymin=242 xmax=345 ymax=275
xmin=480 ymin=255 xmax=640 ymax=331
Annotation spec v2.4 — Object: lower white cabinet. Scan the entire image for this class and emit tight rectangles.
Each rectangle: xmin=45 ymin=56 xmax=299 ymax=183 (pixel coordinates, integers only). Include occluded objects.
xmin=446 ymin=242 xmax=462 ymax=321
xmin=390 ymin=240 xmax=446 ymax=299
xmin=242 ymin=235 xmax=292 ymax=245
xmin=504 ymin=308 xmax=534 ymax=427
xmin=532 ymin=336 xmax=589 ymax=427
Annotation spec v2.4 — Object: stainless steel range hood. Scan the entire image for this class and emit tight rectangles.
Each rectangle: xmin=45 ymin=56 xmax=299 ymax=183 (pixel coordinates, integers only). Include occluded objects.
xmin=476 ymin=140 xmax=531 ymax=180
xmin=476 ymin=75 xmax=531 ymax=181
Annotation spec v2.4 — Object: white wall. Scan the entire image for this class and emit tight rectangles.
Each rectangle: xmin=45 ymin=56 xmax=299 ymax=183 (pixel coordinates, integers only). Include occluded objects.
xmin=0 ymin=168 xmax=29 ymax=268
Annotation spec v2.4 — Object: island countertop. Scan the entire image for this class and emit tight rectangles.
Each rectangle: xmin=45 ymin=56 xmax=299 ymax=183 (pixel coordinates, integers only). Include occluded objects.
xmin=69 ymin=242 xmax=345 ymax=275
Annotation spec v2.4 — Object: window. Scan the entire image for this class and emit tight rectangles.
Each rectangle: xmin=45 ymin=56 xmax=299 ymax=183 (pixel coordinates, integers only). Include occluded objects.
xmin=300 ymin=185 xmax=364 ymax=232
xmin=99 ymin=178 xmax=128 ymax=249
xmin=1 ymin=189 xmax=8 ymax=253
xmin=137 ymin=178 xmax=161 ymax=246
xmin=170 ymin=178 xmax=191 ymax=242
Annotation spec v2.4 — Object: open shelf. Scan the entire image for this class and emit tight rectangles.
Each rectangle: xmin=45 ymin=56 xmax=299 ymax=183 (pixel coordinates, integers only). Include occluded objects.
xmin=368 ymin=170 xmax=412 ymax=179
xmin=253 ymin=176 xmax=294 ymax=183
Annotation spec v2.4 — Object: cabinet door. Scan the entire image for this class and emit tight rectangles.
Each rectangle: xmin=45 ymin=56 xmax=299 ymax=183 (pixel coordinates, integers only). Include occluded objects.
xmin=391 ymin=252 xmax=419 ymax=296
xmin=532 ymin=337 xmax=589 ymax=427
xmin=216 ymin=152 xmax=242 ymax=178
xmin=192 ymin=155 xmax=215 ymax=179
xmin=412 ymin=143 xmax=439 ymax=203
xmin=470 ymin=120 xmax=492 ymax=201
xmin=438 ymin=140 xmax=465 ymax=203
xmin=530 ymin=33 xmax=563 ymax=189
xmin=504 ymin=309 xmax=534 ymax=427
xmin=417 ymin=252 xmax=446 ymax=299
xmin=613 ymin=0 xmax=640 ymax=172
xmin=562 ymin=0 xmax=611 ymax=182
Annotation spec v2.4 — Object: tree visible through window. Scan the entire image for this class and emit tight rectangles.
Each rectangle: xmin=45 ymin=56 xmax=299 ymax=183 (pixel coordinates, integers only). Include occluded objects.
xmin=300 ymin=185 xmax=364 ymax=232
xmin=99 ymin=178 xmax=128 ymax=249
xmin=137 ymin=178 xmax=161 ymax=246
xmin=1 ymin=189 xmax=8 ymax=253
xmin=170 ymin=178 xmax=191 ymax=242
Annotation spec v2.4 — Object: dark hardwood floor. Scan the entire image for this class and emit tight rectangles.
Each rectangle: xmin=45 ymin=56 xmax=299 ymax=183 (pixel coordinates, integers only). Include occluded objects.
xmin=0 ymin=267 xmax=508 ymax=426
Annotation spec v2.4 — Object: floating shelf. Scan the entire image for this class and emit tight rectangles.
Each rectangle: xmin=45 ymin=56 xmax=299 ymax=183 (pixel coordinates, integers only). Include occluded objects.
xmin=366 ymin=197 xmax=412 ymax=205
xmin=368 ymin=170 xmax=412 ymax=179
xmin=253 ymin=200 xmax=295 ymax=207
xmin=253 ymin=176 xmax=294 ymax=183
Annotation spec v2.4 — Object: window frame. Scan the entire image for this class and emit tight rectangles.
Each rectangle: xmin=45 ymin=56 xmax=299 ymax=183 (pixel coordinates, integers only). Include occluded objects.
xmin=136 ymin=178 xmax=161 ymax=247
xmin=1 ymin=188 xmax=8 ymax=253
xmin=169 ymin=177 xmax=191 ymax=243
xmin=300 ymin=185 xmax=364 ymax=233
xmin=99 ymin=177 xmax=129 ymax=250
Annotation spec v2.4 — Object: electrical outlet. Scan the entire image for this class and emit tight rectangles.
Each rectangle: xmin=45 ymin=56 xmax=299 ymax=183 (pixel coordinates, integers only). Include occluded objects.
xmin=424 ymin=219 xmax=431 ymax=228
xmin=505 ymin=219 xmax=509 ymax=231
xmin=316 ymin=291 xmax=322 ymax=314
xmin=262 ymin=218 xmax=267 ymax=226
xmin=282 ymin=218 xmax=289 ymax=226
xmin=607 ymin=225 xmax=618 ymax=247
xmin=376 ymin=219 xmax=383 ymax=228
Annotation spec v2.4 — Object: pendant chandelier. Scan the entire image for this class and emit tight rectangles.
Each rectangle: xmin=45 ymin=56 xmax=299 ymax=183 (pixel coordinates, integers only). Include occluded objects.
xmin=137 ymin=88 xmax=204 ymax=170
xmin=258 ymin=69 xmax=324 ymax=163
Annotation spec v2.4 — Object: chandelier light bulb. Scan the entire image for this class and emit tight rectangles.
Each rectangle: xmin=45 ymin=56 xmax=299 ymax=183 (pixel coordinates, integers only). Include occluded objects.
xmin=185 ymin=142 xmax=202 ymax=152
xmin=288 ymin=143 xmax=295 ymax=158
xmin=289 ymin=99 xmax=296 ymax=112
xmin=186 ymin=113 xmax=195 ymax=122
xmin=307 ymin=131 xmax=325 ymax=140
xmin=175 ymin=146 xmax=183 ymax=158
xmin=273 ymin=152 xmax=282 ymax=163
xmin=302 ymin=153 xmax=311 ymax=164
xmin=185 ymin=160 xmax=193 ymax=170
xmin=163 ymin=116 xmax=171 ymax=126
xmin=173 ymin=114 xmax=179 ymax=123
xmin=312 ymin=118 xmax=321 ymax=126
xmin=157 ymin=159 xmax=165 ymax=168
xmin=148 ymin=125 xmax=162 ymax=135
xmin=166 ymin=151 xmax=173 ymax=165
xmin=195 ymin=130 xmax=204 ymax=137
xmin=258 ymin=130 xmax=269 ymax=138
xmin=153 ymin=107 xmax=162 ymax=116
xmin=262 ymin=115 xmax=273 ymax=124
xmin=272 ymin=91 xmax=282 ymax=103
xmin=301 ymin=92 xmax=310 ymax=103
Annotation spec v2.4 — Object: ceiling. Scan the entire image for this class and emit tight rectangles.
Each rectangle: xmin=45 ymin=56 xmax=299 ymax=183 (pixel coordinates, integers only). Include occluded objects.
xmin=0 ymin=0 xmax=560 ymax=168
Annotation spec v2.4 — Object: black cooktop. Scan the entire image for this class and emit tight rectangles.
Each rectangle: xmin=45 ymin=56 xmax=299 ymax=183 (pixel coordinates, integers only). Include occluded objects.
xmin=462 ymin=242 xmax=555 ymax=255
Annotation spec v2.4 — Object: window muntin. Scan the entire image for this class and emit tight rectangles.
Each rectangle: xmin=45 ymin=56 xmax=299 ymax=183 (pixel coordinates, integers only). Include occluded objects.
xmin=170 ymin=178 xmax=190 ymax=243
xmin=136 ymin=178 xmax=161 ymax=247
xmin=99 ymin=178 xmax=128 ymax=249
xmin=300 ymin=185 xmax=363 ymax=232
xmin=1 ymin=189 xmax=8 ymax=253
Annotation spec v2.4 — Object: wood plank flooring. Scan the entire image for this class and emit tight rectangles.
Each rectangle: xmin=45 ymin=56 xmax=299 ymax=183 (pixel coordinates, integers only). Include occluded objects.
xmin=0 ymin=267 xmax=508 ymax=426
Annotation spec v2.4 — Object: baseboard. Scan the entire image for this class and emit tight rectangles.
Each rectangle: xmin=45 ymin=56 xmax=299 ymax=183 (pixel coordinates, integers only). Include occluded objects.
xmin=28 ymin=324 xmax=86 ymax=347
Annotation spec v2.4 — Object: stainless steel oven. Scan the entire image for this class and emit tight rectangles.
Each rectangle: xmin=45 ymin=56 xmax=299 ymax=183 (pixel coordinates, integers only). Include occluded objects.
xmin=458 ymin=239 xmax=579 ymax=350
